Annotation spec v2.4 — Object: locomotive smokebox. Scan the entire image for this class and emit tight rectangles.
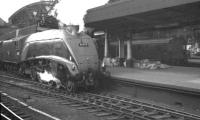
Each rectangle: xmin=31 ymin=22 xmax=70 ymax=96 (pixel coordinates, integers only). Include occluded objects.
xmin=66 ymin=25 xmax=79 ymax=35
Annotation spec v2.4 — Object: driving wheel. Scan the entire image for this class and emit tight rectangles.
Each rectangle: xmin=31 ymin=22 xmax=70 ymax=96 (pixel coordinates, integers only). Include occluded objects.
xmin=30 ymin=68 xmax=38 ymax=81
xmin=66 ymin=80 xmax=76 ymax=92
xmin=49 ymin=80 xmax=56 ymax=87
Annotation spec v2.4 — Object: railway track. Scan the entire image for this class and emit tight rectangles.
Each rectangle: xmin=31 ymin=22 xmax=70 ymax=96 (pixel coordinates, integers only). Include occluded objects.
xmin=1 ymin=92 xmax=33 ymax=120
xmin=0 ymin=74 xmax=200 ymax=120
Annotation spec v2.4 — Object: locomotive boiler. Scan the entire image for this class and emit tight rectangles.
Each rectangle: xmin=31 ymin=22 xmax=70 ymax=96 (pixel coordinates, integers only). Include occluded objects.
xmin=0 ymin=28 xmax=101 ymax=92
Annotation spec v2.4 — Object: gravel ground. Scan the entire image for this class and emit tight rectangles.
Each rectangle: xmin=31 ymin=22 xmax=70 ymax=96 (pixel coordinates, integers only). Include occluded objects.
xmin=1 ymin=70 xmax=199 ymax=119
xmin=0 ymin=81 xmax=103 ymax=120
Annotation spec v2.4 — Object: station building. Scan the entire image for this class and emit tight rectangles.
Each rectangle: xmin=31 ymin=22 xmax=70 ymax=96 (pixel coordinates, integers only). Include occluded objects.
xmin=0 ymin=18 xmax=8 ymax=36
xmin=0 ymin=18 xmax=6 ymax=27
xmin=0 ymin=0 xmax=58 ymax=40
xmin=9 ymin=0 xmax=58 ymax=28
xmin=84 ymin=0 xmax=200 ymax=67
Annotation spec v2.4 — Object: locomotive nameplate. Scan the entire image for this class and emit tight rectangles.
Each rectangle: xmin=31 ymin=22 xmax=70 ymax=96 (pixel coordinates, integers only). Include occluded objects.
xmin=79 ymin=42 xmax=88 ymax=47
xmin=79 ymin=38 xmax=88 ymax=47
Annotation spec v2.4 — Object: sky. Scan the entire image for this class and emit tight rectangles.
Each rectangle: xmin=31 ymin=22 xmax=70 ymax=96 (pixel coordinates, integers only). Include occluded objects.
xmin=0 ymin=0 xmax=108 ymax=30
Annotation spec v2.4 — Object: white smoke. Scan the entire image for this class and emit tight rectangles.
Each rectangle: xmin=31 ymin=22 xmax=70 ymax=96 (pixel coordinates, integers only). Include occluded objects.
xmin=54 ymin=0 xmax=108 ymax=31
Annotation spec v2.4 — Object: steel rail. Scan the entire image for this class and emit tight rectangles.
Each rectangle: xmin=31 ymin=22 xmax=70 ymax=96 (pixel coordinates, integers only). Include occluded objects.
xmin=83 ymin=93 xmax=200 ymax=119
xmin=0 ymin=80 xmax=150 ymax=120
xmin=0 ymin=91 xmax=62 ymax=120
xmin=1 ymin=113 xmax=12 ymax=120
xmin=1 ymin=74 xmax=200 ymax=120
xmin=1 ymin=98 xmax=30 ymax=120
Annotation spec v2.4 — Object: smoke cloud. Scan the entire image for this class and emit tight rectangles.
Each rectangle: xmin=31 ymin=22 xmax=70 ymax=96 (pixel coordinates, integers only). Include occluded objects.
xmin=54 ymin=0 xmax=107 ymax=31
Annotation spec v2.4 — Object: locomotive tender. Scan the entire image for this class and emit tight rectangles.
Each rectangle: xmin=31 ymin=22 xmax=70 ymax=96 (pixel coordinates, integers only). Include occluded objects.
xmin=0 ymin=29 xmax=101 ymax=92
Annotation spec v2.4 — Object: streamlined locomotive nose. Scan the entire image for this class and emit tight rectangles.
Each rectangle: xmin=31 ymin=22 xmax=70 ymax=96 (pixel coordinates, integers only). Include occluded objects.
xmin=0 ymin=29 xmax=100 ymax=92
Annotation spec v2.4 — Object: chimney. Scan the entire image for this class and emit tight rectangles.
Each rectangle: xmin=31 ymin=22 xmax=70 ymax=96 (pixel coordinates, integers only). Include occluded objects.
xmin=66 ymin=25 xmax=79 ymax=35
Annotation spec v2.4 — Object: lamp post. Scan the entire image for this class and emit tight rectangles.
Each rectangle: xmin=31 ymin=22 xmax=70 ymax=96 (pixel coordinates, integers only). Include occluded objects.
xmin=33 ymin=11 xmax=37 ymax=25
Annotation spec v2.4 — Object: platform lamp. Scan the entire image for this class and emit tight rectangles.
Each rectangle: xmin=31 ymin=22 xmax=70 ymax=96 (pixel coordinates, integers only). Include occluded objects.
xmin=33 ymin=11 xmax=38 ymax=25
xmin=33 ymin=11 xmax=38 ymax=31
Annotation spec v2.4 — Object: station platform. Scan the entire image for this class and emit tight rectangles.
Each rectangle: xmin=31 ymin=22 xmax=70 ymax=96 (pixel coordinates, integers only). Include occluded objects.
xmin=107 ymin=66 xmax=200 ymax=93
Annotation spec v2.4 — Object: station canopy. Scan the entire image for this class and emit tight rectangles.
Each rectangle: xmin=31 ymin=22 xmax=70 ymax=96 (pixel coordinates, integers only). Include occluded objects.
xmin=84 ymin=0 xmax=200 ymax=32
xmin=9 ymin=0 xmax=58 ymax=28
xmin=0 ymin=0 xmax=58 ymax=40
xmin=0 ymin=18 xmax=6 ymax=27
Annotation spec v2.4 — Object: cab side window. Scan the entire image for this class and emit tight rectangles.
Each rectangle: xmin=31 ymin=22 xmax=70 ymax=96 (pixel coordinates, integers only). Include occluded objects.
xmin=26 ymin=43 xmax=37 ymax=58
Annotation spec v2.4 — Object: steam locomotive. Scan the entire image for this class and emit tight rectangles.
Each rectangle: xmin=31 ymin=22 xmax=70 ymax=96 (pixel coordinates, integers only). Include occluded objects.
xmin=0 ymin=28 xmax=102 ymax=92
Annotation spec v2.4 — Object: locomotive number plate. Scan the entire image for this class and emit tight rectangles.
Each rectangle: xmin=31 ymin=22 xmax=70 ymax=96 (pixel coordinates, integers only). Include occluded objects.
xmin=79 ymin=39 xmax=88 ymax=47
xmin=79 ymin=42 xmax=88 ymax=47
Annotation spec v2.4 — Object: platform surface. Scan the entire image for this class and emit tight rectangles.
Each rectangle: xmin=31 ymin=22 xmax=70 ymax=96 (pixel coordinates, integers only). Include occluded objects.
xmin=107 ymin=66 xmax=200 ymax=93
